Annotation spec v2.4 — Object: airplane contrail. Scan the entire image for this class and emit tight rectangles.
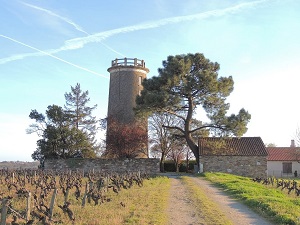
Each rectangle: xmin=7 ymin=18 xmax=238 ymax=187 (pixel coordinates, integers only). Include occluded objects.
xmin=0 ymin=34 xmax=108 ymax=78
xmin=1 ymin=0 xmax=270 ymax=65
xmin=20 ymin=1 xmax=125 ymax=57
xmin=65 ymin=0 xmax=271 ymax=48
xmin=21 ymin=2 xmax=86 ymax=33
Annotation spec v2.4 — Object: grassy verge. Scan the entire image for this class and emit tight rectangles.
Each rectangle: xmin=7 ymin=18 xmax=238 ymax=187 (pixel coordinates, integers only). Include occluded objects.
xmin=203 ymin=172 xmax=300 ymax=225
xmin=181 ymin=176 xmax=233 ymax=225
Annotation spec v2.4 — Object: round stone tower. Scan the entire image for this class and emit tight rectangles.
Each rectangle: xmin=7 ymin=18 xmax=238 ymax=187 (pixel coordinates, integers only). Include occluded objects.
xmin=106 ymin=58 xmax=149 ymax=158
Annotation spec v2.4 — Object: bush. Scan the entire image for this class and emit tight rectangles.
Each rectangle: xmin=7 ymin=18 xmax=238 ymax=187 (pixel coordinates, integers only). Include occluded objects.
xmin=163 ymin=160 xmax=196 ymax=172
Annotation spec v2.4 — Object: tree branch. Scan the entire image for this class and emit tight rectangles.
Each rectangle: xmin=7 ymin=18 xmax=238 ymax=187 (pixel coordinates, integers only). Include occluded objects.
xmin=159 ymin=109 xmax=186 ymax=122
xmin=189 ymin=124 xmax=226 ymax=134
xmin=162 ymin=125 xmax=185 ymax=134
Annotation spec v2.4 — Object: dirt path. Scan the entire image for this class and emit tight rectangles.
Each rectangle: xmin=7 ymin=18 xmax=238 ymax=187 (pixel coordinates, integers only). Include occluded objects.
xmin=165 ymin=174 xmax=274 ymax=225
xmin=167 ymin=177 xmax=205 ymax=225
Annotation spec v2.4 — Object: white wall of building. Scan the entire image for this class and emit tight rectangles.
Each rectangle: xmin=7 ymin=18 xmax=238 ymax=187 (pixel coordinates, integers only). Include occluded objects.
xmin=267 ymin=161 xmax=300 ymax=177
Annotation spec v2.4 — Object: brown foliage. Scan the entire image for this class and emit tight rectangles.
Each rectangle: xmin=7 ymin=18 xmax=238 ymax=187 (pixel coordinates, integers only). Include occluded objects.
xmin=106 ymin=118 xmax=148 ymax=158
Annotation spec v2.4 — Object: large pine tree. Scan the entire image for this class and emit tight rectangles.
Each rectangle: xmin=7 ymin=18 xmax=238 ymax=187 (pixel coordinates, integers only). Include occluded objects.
xmin=136 ymin=53 xmax=251 ymax=169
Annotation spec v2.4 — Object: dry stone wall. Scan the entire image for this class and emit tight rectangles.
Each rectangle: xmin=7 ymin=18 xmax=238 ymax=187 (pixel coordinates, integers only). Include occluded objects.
xmin=200 ymin=156 xmax=267 ymax=178
xmin=44 ymin=158 xmax=160 ymax=174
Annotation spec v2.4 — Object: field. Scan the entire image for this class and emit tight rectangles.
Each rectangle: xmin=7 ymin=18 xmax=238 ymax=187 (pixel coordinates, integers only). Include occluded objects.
xmin=0 ymin=170 xmax=170 ymax=225
xmin=1 ymin=170 xmax=300 ymax=225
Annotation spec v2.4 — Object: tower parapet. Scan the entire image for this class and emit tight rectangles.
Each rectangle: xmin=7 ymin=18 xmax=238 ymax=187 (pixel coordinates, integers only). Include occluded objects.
xmin=110 ymin=58 xmax=147 ymax=68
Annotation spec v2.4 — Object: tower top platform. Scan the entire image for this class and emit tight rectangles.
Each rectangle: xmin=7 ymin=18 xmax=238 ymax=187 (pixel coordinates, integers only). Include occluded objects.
xmin=108 ymin=58 xmax=149 ymax=72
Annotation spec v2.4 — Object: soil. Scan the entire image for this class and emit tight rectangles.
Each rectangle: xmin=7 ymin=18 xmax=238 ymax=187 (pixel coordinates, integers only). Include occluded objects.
xmin=164 ymin=173 xmax=274 ymax=225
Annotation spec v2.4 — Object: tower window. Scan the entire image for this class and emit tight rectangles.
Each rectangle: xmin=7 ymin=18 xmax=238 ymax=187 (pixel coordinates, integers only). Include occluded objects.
xmin=139 ymin=76 xmax=142 ymax=85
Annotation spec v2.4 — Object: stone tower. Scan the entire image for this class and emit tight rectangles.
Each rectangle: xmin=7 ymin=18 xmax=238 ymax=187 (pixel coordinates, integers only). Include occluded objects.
xmin=106 ymin=58 xmax=149 ymax=158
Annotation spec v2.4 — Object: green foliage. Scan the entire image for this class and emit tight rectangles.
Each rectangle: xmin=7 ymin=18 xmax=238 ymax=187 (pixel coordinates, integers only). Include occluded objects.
xmin=28 ymin=84 xmax=99 ymax=163
xmin=204 ymin=172 xmax=300 ymax=225
xmin=64 ymin=83 xmax=98 ymax=134
xmin=64 ymin=83 xmax=100 ymax=152
xmin=136 ymin=53 xmax=251 ymax=166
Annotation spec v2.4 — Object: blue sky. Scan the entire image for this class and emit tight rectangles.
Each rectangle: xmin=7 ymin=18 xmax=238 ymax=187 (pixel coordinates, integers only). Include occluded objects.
xmin=1 ymin=0 xmax=300 ymax=161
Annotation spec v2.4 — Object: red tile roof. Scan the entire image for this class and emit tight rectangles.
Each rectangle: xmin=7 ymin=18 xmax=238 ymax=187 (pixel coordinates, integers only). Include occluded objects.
xmin=199 ymin=137 xmax=267 ymax=156
xmin=266 ymin=147 xmax=300 ymax=161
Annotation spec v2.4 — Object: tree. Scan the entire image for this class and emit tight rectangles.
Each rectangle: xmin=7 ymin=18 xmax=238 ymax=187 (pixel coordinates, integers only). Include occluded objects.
xmin=28 ymin=84 xmax=99 ymax=164
xmin=136 ymin=53 xmax=251 ymax=170
xmin=167 ymin=143 xmax=188 ymax=173
xmin=64 ymin=83 xmax=99 ymax=149
xmin=28 ymin=105 xmax=96 ymax=164
xmin=148 ymin=113 xmax=178 ymax=172
xmin=294 ymin=127 xmax=300 ymax=147
xmin=104 ymin=118 xmax=148 ymax=158
xmin=148 ymin=112 xmax=205 ymax=172
xmin=265 ymin=143 xmax=277 ymax=147
xmin=293 ymin=128 xmax=300 ymax=162
xmin=184 ymin=148 xmax=194 ymax=173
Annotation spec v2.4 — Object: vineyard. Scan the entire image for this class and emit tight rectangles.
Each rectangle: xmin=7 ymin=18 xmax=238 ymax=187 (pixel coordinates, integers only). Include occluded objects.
xmin=252 ymin=176 xmax=300 ymax=196
xmin=0 ymin=169 xmax=155 ymax=225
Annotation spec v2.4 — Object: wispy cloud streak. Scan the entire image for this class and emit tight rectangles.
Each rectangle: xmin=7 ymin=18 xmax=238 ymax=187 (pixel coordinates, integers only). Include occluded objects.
xmin=0 ymin=35 xmax=108 ymax=78
xmin=21 ymin=2 xmax=86 ymax=33
xmin=1 ymin=0 xmax=270 ymax=65
xmin=20 ymin=1 xmax=125 ymax=57
xmin=66 ymin=0 xmax=269 ymax=47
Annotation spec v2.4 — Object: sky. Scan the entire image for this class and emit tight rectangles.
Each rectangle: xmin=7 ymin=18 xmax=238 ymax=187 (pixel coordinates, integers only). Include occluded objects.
xmin=1 ymin=0 xmax=300 ymax=161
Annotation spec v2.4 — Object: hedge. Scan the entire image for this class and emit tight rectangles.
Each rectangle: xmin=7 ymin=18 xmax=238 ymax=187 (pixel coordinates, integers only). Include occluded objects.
xmin=163 ymin=160 xmax=196 ymax=172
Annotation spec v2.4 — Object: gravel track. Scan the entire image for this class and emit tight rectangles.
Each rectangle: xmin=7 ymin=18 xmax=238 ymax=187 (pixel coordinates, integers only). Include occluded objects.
xmin=164 ymin=174 xmax=274 ymax=225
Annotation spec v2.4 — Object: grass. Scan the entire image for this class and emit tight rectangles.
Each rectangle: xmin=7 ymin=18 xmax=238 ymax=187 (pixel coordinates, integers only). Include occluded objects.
xmin=71 ymin=176 xmax=171 ymax=225
xmin=203 ymin=172 xmax=300 ymax=225
xmin=1 ymin=176 xmax=171 ymax=225
xmin=181 ymin=176 xmax=233 ymax=225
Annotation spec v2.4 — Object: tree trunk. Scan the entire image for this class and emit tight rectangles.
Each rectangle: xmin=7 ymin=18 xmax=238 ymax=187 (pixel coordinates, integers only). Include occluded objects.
xmin=184 ymin=135 xmax=199 ymax=173
xmin=175 ymin=163 xmax=179 ymax=173
xmin=160 ymin=153 xmax=165 ymax=172
xmin=184 ymin=96 xmax=200 ymax=172
xmin=186 ymin=152 xmax=189 ymax=173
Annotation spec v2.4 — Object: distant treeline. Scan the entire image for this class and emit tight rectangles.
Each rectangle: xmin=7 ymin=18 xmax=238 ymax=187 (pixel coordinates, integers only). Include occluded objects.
xmin=0 ymin=161 xmax=39 ymax=169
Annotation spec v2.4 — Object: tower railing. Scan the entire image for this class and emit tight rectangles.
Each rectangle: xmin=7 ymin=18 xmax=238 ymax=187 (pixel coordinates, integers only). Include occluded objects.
xmin=111 ymin=58 xmax=146 ymax=68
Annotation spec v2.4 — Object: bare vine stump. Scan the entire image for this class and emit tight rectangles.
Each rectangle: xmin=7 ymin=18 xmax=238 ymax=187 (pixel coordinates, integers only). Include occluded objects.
xmin=49 ymin=188 xmax=58 ymax=220
xmin=26 ymin=192 xmax=31 ymax=221
xmin=0 ymin=198 xmax=9 ymax=225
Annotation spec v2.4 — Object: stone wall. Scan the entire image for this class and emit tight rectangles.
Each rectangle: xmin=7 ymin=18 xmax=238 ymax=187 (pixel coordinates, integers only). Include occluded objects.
xmin=44 ymin=158 xmax=160 ymax=174
xmin=200 ymin=156 xmax=267 ymax=178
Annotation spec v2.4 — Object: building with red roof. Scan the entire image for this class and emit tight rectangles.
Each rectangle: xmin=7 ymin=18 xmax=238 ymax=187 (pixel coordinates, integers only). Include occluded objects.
xmin=266 ymin=140 xmax=300 ymax=177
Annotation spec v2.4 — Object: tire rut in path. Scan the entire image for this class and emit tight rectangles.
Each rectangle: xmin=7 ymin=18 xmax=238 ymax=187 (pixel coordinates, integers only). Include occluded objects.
xmin=167 ymin=176 xmax=205 ymax=225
